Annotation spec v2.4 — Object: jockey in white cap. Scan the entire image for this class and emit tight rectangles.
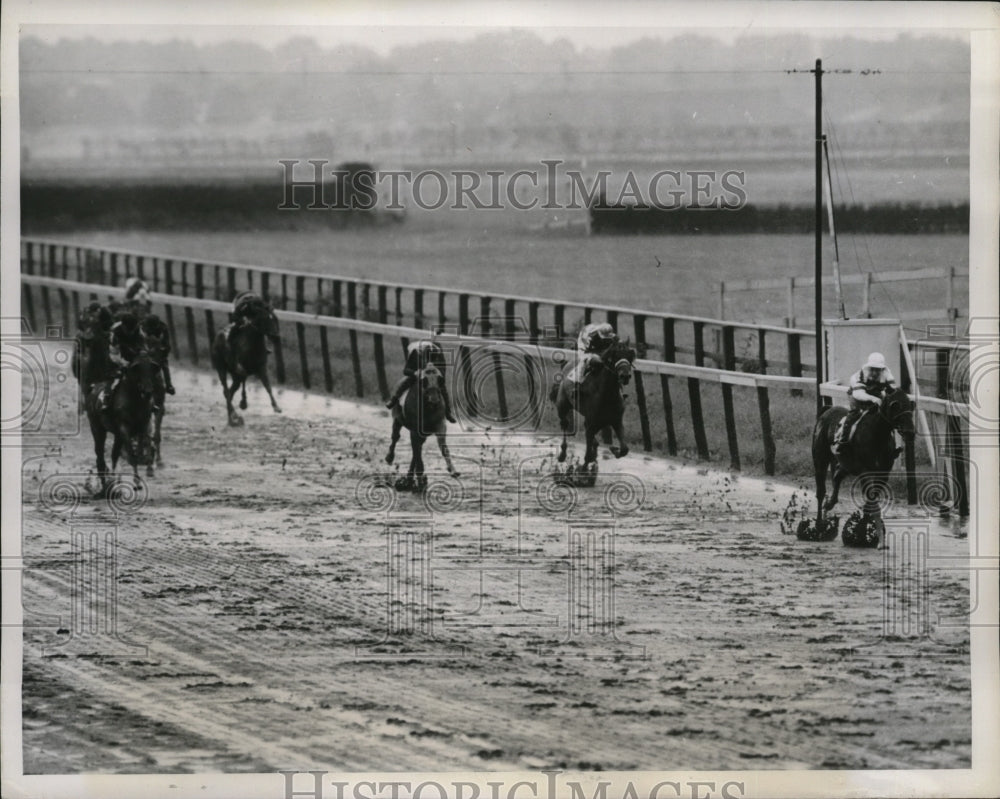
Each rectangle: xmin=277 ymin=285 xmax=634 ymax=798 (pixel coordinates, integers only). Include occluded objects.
xmin=834 ymin=351 xmax=898 ymax=455
xmin=123 ymin=277 xmax=152 ymax=314
xmin=568 ymin=321 xmax=618 ymax=384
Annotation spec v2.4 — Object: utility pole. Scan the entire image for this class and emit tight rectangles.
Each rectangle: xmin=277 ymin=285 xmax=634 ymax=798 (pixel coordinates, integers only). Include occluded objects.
xmin=814 ymin=58 xmax=824 ymax=417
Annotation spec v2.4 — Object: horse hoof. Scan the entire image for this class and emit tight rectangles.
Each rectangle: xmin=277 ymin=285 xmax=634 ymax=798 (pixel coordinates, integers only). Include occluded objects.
xmin=385 ymin=454 xmax=394 ymax=465
xmin=611 ymin=446 xmax=629 ymax=459
xmin=273 ymin=407 xmax=283 ymax=414
xmin=450 ymin=470 xmax=461 ymax=478
xmin=557 ymin=453 xmax=567 ymax=463
xmin=146 ymin=466 xmax=155 ymax=477
xmin=239 ymin=400 xmax=248 ymax=410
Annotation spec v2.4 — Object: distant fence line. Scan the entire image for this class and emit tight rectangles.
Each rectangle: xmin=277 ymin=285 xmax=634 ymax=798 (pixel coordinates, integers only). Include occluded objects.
xmin=19 ymin=271 xmax=971 ymax=515
xmin=718 ymin=265 xmax=969 ymax=327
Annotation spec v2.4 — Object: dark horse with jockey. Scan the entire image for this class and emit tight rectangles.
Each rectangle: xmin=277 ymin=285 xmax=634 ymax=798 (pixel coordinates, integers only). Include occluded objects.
xmin=384 ymin=339 xmax=459 ymax=488
xmin=211 ymin=291 xmax=282 ymax=426
xmin=550 ymin=322 xmax=636 ymax=476
xmin=811 ymin=351 xmax=916 ymax=538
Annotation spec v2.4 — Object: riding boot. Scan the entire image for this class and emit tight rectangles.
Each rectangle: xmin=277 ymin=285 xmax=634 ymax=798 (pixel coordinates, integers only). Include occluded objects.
xmin=441 ymin=383 xmax=457 ymax=424
xmin=386 ymin=374 xmax=414 ymax=409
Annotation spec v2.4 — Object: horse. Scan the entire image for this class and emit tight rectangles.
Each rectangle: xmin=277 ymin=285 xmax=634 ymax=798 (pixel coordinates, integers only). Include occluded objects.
xmin=550 ymin=338 xmax=636 ymax=471
xmin=210 ymin=299 xmax=282 ymax=426
xmin=811 ymin=386 xmax=916 ymax=528
xmin=84 ymin=352 xmax=160 ymax=496
xmin=385 ymin=363 xmax=459 ymax=488
xmin=71 ymin=303 xmax=115 ymax=412
xmin=139 ymin=314 xmax=174 ymax=473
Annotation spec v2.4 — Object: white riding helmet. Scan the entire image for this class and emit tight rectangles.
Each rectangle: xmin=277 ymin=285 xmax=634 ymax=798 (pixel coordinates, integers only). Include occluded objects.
xmin=865 ymin=352 xmax=887 ymax=370
xmin=592 ymin=322 xmax=615 ymax=338
xmin=124 ymin=276 xmax=150 ymax=304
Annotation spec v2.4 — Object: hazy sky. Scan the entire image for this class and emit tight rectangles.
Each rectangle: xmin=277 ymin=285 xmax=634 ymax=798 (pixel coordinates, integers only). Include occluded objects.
xmin=14 ymin=0 xmax=979 ymax=56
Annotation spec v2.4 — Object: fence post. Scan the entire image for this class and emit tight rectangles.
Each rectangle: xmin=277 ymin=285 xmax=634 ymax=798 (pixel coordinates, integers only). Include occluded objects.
xmin=194 ymin=263 xmax=205 ymax=300
xmin=720 ymin=325 xmax=741 ymax=471
xmin=946 ymin=266 xmax=956 ymax=322
xmin=184 ymin=306 xmax=198 ymax=365
xmin=899 ymin=344 xmax=918 ymax=505
xmin=394 ymin=287 xmax=404 ymax=326
xmin=296 ymin=322 xmax=311 ymax=390
xmin=947 ymin=413 xmax=970 ymax=517
xmin=414 ymin=289 xmax=425 ymax=329
xmin=332 ymin=279 xmax=343 ymax=317
xmin=687 ymin=377 xmax=710 ymax=460
xmin=718 ymin=281 xmax=726 ymax=320
xmin=438 ymin=291 xmax=447 ymax=329
xmin=346 ymin=283 xmax=363 ymax=397
xmin=504 ymin=299 xmax=516 ymax=341
xmin=632 ymin=315 xmax=652 ymax=451
xmin=862 ymin=272 xmax=872 ymax=318
xmin=554 ymin=305 xmax=566 ymax=342
xmin=528 ymin=302 xmax=540 ymax=345
xmin=227 ymin=267 xmax=237 ymax=302
xmin=786 ymin=277 xmax=795 ymax=327
xmin=788 ymin=332 xmax=803 ymax=396
xmin=693 ymin=322 xmax=705 ymax=367
xmin=261 ymin=271 xmax=270 ymax=304
xmin=319 ymin=325 xmax=334 ymax=393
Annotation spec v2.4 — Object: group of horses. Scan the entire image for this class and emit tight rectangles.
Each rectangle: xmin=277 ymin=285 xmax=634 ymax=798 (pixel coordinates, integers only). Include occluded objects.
xmin=73 ymin=285 xmax=916 ymax=542
xmin=73 ymin=299 xmax=172 ymax=495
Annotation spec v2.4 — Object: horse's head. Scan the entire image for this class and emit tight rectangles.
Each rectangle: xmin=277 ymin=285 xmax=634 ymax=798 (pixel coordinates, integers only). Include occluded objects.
xmin=139 ymin=316 xmax=170 ymax=361
xmin=125 ymin=352 xmax=158 ymax=400
xmin=881 ymin=387 xmax=915 ymax=443
xmin=77 ymin=302 xmax=111 ymax=341
xmin=244 ymin=302 xmax=281 ymax=339
xmin=602 ymin=339 xmax=637 ymax=386
xmin=418 ymin=364 xmax=444 ymax=407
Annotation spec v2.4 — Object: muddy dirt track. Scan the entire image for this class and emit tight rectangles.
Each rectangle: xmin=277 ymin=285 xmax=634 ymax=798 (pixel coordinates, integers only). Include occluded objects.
xmin=18 ymin=364 xmax=971 ymax=773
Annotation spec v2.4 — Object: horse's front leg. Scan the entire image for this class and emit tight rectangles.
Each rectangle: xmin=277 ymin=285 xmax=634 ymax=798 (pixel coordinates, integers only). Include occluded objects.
xmin=409 ymin=430 xmax=425 ymax=484
xmin=258 ymin=371 xmax=282 ymax=414
xmin=226 ymin=376 xmax=245 ymax=426
xmin=90 ymin=419 xmax=109 ymax=497
xmin=824 ymin=465 xmax=847 ymax=513
xmin=435 ymin=426 xmax=459 ymax=477
xmin=385 ymin=417 xmax=402 ymax=465
xmin=556 ymin=402 xmax=572 ymax=463
xmin=583 ymin=423 xmax=600 ymax=465
xmin=608 ymin=418 xmax=629 ymax=459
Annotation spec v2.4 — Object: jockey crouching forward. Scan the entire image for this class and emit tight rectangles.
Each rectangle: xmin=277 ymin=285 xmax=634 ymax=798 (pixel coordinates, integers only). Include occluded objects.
xmin=123 ymin=276 xmax=152 ymax=316
xmin=385 ymin=339 xmax=457 ymax=423
xmin=99 ymin=312 xmax=147 ymax=413
xmin=228 ymin=291 xmax=275 ymax=350
xmin=568 ymin=322 xmax=618 ymax=385
xmin=834 ymin=351 xmax=900 ymax=457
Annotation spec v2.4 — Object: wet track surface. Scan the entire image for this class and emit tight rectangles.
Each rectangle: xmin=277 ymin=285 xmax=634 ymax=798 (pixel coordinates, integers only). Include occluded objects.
xmin=18 ymin=365 xmax=971 ymax=772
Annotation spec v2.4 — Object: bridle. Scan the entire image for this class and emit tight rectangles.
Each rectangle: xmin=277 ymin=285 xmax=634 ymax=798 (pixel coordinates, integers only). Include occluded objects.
xmin=596 ymin=343 xmax=634 ymax=385
xmin=875 ymin=388 xmax=913 ymax=433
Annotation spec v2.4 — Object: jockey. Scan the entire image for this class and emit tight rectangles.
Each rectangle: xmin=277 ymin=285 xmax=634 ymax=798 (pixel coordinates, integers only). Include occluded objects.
xmin=385 ymin=338 xmax=457 ymax=423
xmin=570 ymin=321 xmax=618 ymax=383
xmin=577 ymin=321 xmax=617 ymax=355
xmin=99 ymin=312 xmax=146 ymax=412
xmin=834 ymin=352 xmax=897 ymax=455
xmin=124 ymin=276 xmax=152 ymax=315
xmin=228 ymin=291 xmax=276 ymax=349
xmin=140 ymin=314 xmax=176 ymax=396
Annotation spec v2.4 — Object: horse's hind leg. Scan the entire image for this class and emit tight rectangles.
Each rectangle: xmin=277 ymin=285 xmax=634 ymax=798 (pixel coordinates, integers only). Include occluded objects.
xmin=258 ymin=371 xmax=282 ymax=413
xmin=385 ymin=417 xmax=402 ymax=465
xmin=239 ymin=382 xmax=248 ymax=411
xmin=556 ymin=401 xmax=572 ymax=463
xmin=583 ymin=424 xmax=600 ymax=466
xmin=148 ymin=408 xmax=163 ymax=475
xmin=435 ymin=428 xmax=459 ymax=477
